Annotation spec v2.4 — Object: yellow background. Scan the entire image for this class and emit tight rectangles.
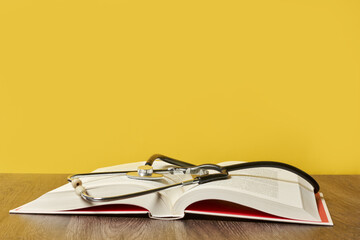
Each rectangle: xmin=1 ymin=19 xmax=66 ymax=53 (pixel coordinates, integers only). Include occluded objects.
xmin=1 ymin=0 xmax=359 ymax=174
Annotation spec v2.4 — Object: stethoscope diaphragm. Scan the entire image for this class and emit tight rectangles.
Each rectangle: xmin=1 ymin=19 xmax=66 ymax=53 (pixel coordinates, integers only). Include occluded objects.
xmin=126 ymin=165 xmax=164 ymax=180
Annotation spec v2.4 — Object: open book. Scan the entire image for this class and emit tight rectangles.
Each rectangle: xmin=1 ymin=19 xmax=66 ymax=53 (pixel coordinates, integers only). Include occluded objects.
xmin=10 ymin=161 xmax=333 ymax=225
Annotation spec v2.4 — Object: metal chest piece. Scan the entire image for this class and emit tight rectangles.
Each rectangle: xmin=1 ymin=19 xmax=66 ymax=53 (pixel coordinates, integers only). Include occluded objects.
xmin=126 ymin=165 xmax=163 ymax=180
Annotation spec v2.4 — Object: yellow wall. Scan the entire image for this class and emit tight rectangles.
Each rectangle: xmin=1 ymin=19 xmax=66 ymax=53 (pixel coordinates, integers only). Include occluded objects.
xmin=1 ymin=0 xmax=359 ymax=174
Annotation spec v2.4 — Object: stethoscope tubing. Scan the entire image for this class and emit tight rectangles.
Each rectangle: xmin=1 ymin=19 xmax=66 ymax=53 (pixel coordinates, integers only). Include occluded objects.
xmin=146 ymin=155 xmax=319 ymax=193
xmin=68 ymin=154 xmax=320 ymax=202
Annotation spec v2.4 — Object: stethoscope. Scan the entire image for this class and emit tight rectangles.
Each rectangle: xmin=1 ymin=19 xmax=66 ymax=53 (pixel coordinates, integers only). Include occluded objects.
xmin=68 ymin=154 xmax=320 ymax=202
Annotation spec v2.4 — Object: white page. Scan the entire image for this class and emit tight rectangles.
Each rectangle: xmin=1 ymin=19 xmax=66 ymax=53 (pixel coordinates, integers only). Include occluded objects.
xmin=174 ymin=161 xmax=320 ymax=221
xmin=11 ymin=161 xmax=187 ymax=218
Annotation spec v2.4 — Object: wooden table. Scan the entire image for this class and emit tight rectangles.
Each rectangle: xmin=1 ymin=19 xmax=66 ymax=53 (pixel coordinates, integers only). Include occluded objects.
xmin=0 ymin=174 xmax=359 ymax=240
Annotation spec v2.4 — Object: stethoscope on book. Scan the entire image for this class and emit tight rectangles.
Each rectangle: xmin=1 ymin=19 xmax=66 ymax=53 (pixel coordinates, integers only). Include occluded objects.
xmin=68 ymin=154 xmax=320 ymax=202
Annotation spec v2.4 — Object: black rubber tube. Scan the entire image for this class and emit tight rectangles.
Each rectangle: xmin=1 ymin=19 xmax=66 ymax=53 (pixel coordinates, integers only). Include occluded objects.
xmin=145 ymin=154 xmax=320 ymax=193
xmin=223 ymin=161 xmax=320 ymax=193
xmin=145 ymin=154 xmax=196 ymax=168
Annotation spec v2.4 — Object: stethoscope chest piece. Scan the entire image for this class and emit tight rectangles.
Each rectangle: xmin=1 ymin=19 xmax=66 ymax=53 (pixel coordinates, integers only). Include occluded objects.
xmin=126 ymin=165 xmax=163 ymax=180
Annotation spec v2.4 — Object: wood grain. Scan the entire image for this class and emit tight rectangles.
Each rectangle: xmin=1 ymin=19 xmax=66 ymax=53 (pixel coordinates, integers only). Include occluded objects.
xmin=0 ymin=174 xmax=359 ymax=240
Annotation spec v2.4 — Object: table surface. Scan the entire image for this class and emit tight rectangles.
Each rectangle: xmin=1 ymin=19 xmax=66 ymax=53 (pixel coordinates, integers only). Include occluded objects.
xmin=0 ymin=174 xmax=359 ymax=240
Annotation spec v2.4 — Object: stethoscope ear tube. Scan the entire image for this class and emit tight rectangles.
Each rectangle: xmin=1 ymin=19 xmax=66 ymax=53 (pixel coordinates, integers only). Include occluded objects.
xmin=223 ymin=161 xmax=320 ymax=193
xmin=145 ymin=154 xmax=196 ymax=168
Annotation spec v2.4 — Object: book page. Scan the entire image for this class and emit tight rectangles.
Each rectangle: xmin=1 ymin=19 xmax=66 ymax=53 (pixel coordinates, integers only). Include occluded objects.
xmin=174 ymin=161 xmax=321 ymax=221
xmin=11 ymin=161 xmax=187 ymax=218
